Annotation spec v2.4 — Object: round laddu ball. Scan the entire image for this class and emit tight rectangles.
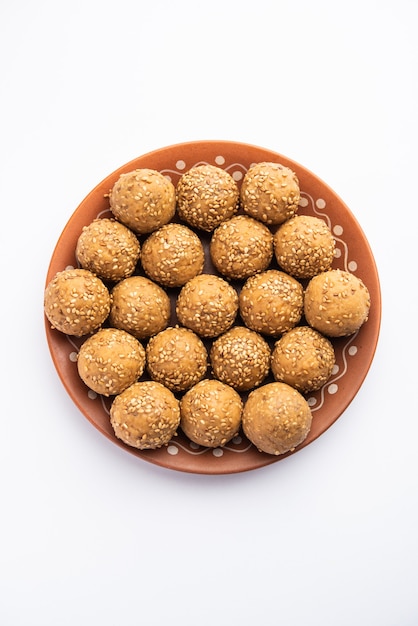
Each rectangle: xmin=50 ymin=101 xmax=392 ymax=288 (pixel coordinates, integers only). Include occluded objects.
xmin=109 ymin=276 xmax=171 ymax=340
xmin=180 ymin=379 xmax=243 ymax=448
xmin=271 ymin=326 xmax=336 ymax=393
xmin=240 ymin=162 xmax=300 ymax=225
xmin=109 ymin=168 xmax=176 ymax=234
xmin=141 ymin=222 xmax=204 ymax=287
xmin=110 ymin=381 xmax=180 ymax=450
xmin=176 ymin=164 xmax=239 ymax=231
xmin=242 ymin=382 xmax=312 ymax=456
xmin=304 ymin=269 xmax=371 ymax=337
xmin=210 ymin=326 xmax=271 ymax=392
xmin=77 ymin=328 xmax=146 ymax=396
xmin=273 ymin=215 xmax=335 ymax=279
xmin=44 ymin=268 xmax=110 ymax=337
xmin=210 ymin=215 xmax=274 ymax=280
xmin=176 ymin=274 xmax=239 ymax=338
xmin=146 ymin=327 xmax=208 ymax=392
xmin=239 ymin=270 xmax=303 ymax=336
xmin=75 ymin=218 xmax=140 ymax=282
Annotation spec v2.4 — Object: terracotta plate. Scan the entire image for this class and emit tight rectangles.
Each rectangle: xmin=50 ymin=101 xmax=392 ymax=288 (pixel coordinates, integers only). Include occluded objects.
xmin=45 ymin=140 xmax=381 ymax=474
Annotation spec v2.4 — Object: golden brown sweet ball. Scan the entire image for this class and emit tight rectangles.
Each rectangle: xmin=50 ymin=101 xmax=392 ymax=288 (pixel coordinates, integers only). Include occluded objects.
xmin=304 ymin=269 xmax=371 ymax=337
xmin=75 ymin=218 xmax=140 ymax=282
xmin=44 ymin=268 xmax=110 ymax=337
xmin=239 ymin=269 xmax=303 ymax=336
xmin=109 ymin=276 xmax=171 ymax=340
xmin=176 ymin=164 xmax=239 ymax=231
xmin=240 ymin=162 xmax=300 ymax=225
xmin=180 ymin=379 xmax=243 ymax=448
xmin=176 ymin=274 xmax=239 ymax=338
xmin=210 ymin=326 xmax=271 ymax=392
xmin=77 ymin=328 xmax=146 ymax=396
xmin=210 ymin=215 xmax=274 ymax=280
xmin=242 ymin=382 xmax=312 ymax=456
xmin=141 ymin=223 xmax=204 ymax=288
xmin=109 ymin=168 xmax=176 ymax=234
xmin=110 ymin=381 xmax=180 ymax=450
xmin=273 ymin=215 xmax=335 ymax=279
xmin=146 ymin=326 xmax=208 ymax=392
xmin=271 ymin=326 xmax=335 ymax=393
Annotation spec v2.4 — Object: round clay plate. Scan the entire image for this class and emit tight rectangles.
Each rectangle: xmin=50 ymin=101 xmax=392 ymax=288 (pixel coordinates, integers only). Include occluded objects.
xmin=45 ymin=140 xmax=381 ymax=474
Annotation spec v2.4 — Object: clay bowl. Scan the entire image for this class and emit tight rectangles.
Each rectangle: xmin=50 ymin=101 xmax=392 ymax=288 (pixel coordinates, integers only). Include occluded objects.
xmin=45 ymin=140 xmax=381 ymax=474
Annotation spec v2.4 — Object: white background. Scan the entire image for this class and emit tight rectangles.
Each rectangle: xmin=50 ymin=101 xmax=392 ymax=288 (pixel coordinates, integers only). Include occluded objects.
xmin=1 ymin=1 xmax=417 ymax=624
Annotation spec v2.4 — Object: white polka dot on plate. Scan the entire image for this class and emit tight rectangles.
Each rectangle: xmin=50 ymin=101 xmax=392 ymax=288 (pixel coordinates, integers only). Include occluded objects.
xmin=348 ymin=345 xmax=358 ymax=356
xmin=307 ymin=397 xmax=317 ymax=407
xmin=232 ymin=170 xmax=243 ymax=181
xmin=348 ymin=261 xmax=358 ymax=272
xmin=333 ymin=225 xmax=343 ymax=236
xmin=69 ymin=351 xmax=78 ymax=363
xmin=167 ymin=445 xmax=179 ymax=455
xmin=176 ymin=160 xmax=186 ymax=170
xmin=316 ymin=199 xmax=326 ymax=209
xmin=215 ymin=155 xmax=225 ymax=165
xmin=87 ymin=390 xmax=97 ymax=400
xmin=299 ymin=197 xmax=309 ymax=207
xmin=212 ymin=448 xmax=224 ymax=457
xmin=328 ymin=384 xmax=339 ymax=395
